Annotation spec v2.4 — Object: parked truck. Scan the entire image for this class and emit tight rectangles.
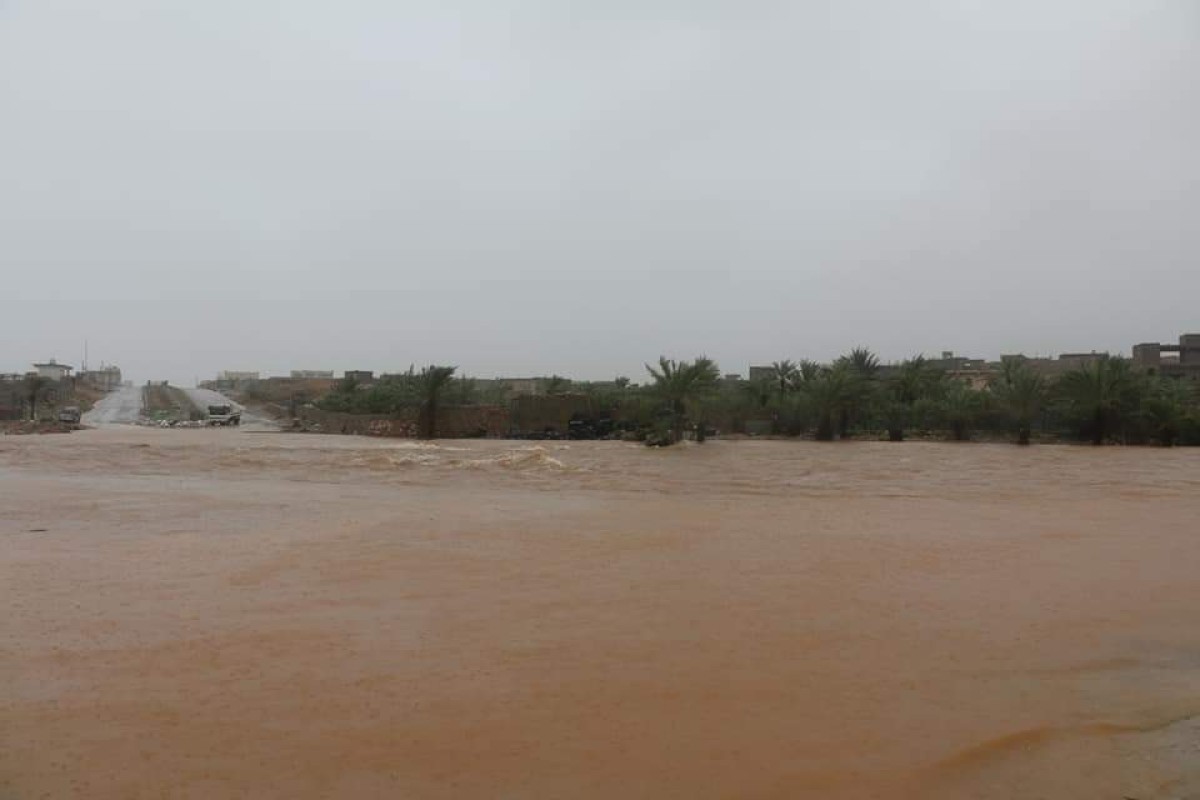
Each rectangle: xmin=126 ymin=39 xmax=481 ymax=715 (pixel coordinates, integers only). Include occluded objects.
xmin=206 ymin=404 xmax=242 ymax=426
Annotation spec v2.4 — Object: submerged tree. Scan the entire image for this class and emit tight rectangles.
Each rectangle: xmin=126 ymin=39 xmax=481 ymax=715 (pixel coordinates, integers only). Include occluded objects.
xmin=417 ymin=365 xmax=457 ymax=439
xmin=989 ymin=358 xmax=1046 ymax=445
xmin=644 ymin=356 xmax=720 ymax=445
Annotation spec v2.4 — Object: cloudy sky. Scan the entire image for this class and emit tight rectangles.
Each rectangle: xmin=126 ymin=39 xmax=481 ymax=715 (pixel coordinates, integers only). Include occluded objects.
xmin=2 ymin=1 xmax=1197 ymax=383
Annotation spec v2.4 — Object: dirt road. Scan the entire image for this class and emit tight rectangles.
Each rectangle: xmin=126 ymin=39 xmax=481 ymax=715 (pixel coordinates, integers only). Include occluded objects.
xmin=3 ymin=431 xmax=1198 ymax=798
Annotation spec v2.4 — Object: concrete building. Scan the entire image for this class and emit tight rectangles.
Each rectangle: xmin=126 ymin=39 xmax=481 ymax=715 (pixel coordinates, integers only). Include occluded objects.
xmin=747 ymin=366 xmax=773 ymax=383
xmin=32 ymin=359 xmax=73 ymax=381
xmin=79 ymin=364 xmax=122 ymax=391
xmin=996 ymin=352 xmax=1107 ymax=379
xmin=219 ymin=371 xmax=260 ymax=382
xmin=291 ymin=370 xmax=334 ymax=379
xmin=1132 ymin=334 xmax=1200 ymax=380
xmin=343 ymin=370 xmax=375 ymax=383
xmin=470 ymin=377 xmax=547 ymax=399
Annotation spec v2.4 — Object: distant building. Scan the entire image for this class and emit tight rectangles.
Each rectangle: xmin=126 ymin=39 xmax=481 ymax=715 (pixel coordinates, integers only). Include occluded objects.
xmin=32 ymin=359 xmax=73 ymax=381
xmin=747 ymin=366 xmax=773 ymax=383
xmin=490 ymin=378 xmax=542 ymax=398
xmin=79 ymin=365 xmax=122 ymax=391
xmin=928 ymin=351 xmax=989 ymax=372
xmin=343 ymin=370 xmax=374 ymax=383
xmin=1132 ymin=334 xmax=1200 ymax=380
xmin=291 ymin=370 xmax=334 ymax=379
xmin=997 ymin=352 xmax=1107 ymax=379
xmin=219 ymin=371 xmax=260 ymax=382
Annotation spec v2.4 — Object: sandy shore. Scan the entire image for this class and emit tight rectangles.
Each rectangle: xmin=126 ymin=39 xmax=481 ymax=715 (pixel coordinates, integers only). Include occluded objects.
xmin=3 ymin=429 xmax=1198 ymax=798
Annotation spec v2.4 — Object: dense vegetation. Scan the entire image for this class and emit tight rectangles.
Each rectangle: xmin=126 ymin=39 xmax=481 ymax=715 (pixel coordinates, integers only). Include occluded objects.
xmin=312 ymin=351 xmax=1200 ymax=447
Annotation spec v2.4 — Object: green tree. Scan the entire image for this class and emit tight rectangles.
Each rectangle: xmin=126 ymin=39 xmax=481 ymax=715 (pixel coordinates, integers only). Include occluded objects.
xmin=544 ymin=375 xmax=571 ymax=395
xmin=644 ymin=356 xmax=721 ymax=445
xmin=797 ymin=359 xmax=822 ymax=383
xmin=744 ymin=377 xmax=772 ymax=409
xmin=843 ymin=347 xmax=880 ymax=379
xmin=417 ymin=365 xmax=457 ymax=439
xmin=1057 ymin=356 xmax=1141 ymax=445
xmin=1141 ymin=377 xmax=1192 ymax=447
xmin=932 ymin=379 xmax=984 ymax=441
xmin=883 ymin=356 xmax=937 ymax=441
xmin=989 ymin=359 xmax=1046 ymax=445
xmin=834 ymin=347 xmax=881 ymax=437
xmin=804 ymin=363 xmax=852 ymax=441
xmin=767 ymin=360 xmax=799 ymax=401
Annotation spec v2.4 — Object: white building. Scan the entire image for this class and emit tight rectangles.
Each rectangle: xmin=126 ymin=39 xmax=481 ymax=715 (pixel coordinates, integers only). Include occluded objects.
xmin=33 ymin=359 xmax=73 ymax=381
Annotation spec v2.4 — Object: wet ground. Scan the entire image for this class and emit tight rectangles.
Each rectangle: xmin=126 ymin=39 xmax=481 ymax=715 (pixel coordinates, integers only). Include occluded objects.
xmin=3 ymin=429 xmax=1198 ymax=798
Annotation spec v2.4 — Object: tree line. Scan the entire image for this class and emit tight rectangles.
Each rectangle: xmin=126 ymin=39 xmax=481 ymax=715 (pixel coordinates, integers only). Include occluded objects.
xmin=637 ymin=349 xmax=1200 ymax=447
xmin=312 ymin=351 xmax=1200 ymax=445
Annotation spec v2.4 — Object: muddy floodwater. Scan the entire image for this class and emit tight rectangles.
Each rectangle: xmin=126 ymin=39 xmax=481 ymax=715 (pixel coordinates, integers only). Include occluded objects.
xmin=3 ymin=429 xmax=1198 ymax=798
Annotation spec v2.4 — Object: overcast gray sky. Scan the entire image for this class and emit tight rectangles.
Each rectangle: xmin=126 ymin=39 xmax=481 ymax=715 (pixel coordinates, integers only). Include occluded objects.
xmin=2 ymin=1 xmax=1197 ymax=384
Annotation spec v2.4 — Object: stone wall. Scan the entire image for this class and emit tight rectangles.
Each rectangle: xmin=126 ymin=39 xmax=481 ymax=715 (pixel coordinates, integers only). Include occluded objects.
xmin=509 ymin=394 xmax=609 ymax=435
xmin=296 ymin=405 xmax=508 ymax=438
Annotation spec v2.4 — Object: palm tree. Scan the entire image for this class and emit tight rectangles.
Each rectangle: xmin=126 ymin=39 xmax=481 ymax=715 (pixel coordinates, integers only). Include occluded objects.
xmin=989 ymin=359 xmax=1045 ymax=445
xmin=933 ymin=379 xmax=983 ymax=441
xmin=1057 ymin=356 xmax=1140 ymax=445
xmin=797 ymin=359 xmax=822 ymax=384
xmin=417 ymin=365 xmax=457 ymax=439
xmin=845 ymin=347 xmax=880 ymax=379
xmin=767 ymin=360 xmax=799 ymax=401
xmin=803 ymin=364 xmax=852 ymax=441
xmin=883 ymin=356 xmax=936 ymax=441
xmin=834 ymin=347 xmax=881 ymax=438
xmin=644 ymin=356 xmax=720 ymax=444
xmin=743 ymin=377 xmax=772 ymax=409
xmin=1141 ymin=377 xmax=1192 ymax=447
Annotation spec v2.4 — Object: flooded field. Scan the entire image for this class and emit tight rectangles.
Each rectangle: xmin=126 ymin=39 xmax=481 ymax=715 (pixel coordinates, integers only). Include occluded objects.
xmin=3 ymin=429 xmax=1199 ymax=798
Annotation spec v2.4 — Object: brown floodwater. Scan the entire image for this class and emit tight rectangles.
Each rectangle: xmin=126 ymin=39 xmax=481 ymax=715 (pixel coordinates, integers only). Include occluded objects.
xmin=3 ymin=429 xmax=1198 ymax=798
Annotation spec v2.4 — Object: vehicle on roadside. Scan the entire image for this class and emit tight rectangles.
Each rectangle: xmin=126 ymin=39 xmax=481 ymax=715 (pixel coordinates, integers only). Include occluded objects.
xmin=58 ymin=406 xmax=82 ymax=425
xmin=206 ymin=404 xmax=242 ymax=426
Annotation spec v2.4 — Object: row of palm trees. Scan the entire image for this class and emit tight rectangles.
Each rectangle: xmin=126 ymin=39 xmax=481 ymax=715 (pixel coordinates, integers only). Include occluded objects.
xmin=315 ymin=352 xmax=1198 ymax=445
xmin=644 ymin=349 xmax=1200 ymax=447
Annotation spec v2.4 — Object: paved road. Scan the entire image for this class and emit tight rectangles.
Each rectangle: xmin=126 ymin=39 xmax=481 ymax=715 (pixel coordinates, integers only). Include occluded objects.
xmin=81 ymin=385 xmax=143 ymax=426
xmin=82 ymin=385 xmax=276 ymax=429
xmin=180 ymin=387 xmax=276 ymax=429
